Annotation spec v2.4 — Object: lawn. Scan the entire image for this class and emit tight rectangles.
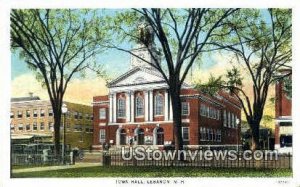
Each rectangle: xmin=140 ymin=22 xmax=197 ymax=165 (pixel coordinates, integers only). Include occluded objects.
xmin=12 ymin=166 xmax=292 ymax=178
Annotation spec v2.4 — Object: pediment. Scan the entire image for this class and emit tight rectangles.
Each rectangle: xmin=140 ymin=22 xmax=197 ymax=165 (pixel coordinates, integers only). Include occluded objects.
xmin=108 ymin=67 xmax=165 ymax=87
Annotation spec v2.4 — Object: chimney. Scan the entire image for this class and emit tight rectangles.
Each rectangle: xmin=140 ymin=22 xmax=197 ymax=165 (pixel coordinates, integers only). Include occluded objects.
xmin=28 ymin=92 xmax=33 ymax=97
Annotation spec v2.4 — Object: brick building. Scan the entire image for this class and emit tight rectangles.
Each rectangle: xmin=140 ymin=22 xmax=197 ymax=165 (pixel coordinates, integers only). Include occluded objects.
xmin=274 ymin=70 xmax=292 ymax=153
xmin=92 ymin=42 xmax=242 ymax=150
xmin=11 ymin=94 xmax=94 ymax=149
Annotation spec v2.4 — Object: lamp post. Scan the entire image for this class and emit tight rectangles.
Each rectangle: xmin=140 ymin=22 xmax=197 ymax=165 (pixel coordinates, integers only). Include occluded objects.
xmin=236 ymin=118 xmax=240 ymax=152
xmin=61 ymin=103 xmax=68 ymax=164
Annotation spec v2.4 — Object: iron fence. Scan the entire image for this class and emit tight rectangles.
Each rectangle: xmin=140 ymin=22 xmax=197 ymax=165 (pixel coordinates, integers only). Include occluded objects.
xmin=103 ymin=150 xmax=292 ymax=169
xmin=11 ymin=153 xmax=72 ymax=166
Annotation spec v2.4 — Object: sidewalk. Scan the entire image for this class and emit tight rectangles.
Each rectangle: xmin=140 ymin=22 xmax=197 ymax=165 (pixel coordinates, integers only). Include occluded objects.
xmin=12 ymin=162 xmax=101 ymax=173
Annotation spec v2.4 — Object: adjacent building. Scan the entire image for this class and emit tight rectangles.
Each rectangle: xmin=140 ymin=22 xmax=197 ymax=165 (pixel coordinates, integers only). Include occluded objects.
xmin=274 ymin=69 xmax=292 ymax=153
xmin=92 ymin=41 xmax=242 ymax=150
xmin=10 ymin=94 xmax=94 ymax=149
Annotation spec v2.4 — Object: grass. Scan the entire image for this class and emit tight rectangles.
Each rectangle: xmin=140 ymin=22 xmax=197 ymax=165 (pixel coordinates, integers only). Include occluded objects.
xmin=12 ymin=164 xmax=60 ymax=170
xmin=12 ymin=166 xmax=292 ymax=178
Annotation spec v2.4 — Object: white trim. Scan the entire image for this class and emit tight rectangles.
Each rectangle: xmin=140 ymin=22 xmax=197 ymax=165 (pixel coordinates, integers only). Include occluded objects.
xmin=164 ymin=90 xmax=169 ymax=121
xmin=144 ymin=90 xmax=149 ymax=121
xmin=113 ymin=93 xmax=117 ymax=123
xmin=275 ymin=116 xmax=292 ymax=122
xmin=149 ymin=90 xmax=153 ymax=121
xmin=109 ymin=94 xmax=113 ymax=123
xmin=125 ymin=92 xmax=130 ymax=122
xmin=130 ymin=91 xmax=134 ymax=122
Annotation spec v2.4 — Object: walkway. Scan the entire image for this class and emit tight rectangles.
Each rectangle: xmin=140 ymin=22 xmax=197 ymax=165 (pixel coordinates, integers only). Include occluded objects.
xmin=12 ymin=162 xmax=101 ymax=173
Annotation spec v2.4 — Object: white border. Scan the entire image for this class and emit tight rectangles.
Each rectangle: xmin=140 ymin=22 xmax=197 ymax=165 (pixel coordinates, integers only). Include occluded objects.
xmin=1 ymin=0 xmax=299 ymax=187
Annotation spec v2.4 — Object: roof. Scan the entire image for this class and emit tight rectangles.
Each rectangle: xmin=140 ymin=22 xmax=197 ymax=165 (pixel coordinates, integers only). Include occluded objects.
xmin=107 ymin=66 xmax=190 ymax=89
xmin=11 ymin=96 xmax=40 ymax=102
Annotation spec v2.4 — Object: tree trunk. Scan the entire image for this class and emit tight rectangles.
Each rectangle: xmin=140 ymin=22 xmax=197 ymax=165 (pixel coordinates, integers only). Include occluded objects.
xmin=250 ymin=122 xmax=260 ymax=151
xmin=169 ymin=85 xmax=184 ymax=153
xmin=53 ymin=108 xmax=62 ymax=157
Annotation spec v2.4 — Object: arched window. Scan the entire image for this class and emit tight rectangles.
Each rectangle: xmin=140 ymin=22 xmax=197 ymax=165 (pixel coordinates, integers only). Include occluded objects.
xmin=117 ymin=97 xmax=126 ymax=118
xmin=154 ymin=94 xmax=164 ymax=115
xmin=156 ymin=128 xmax=164 ymax=145
xmin=135 ymin=96 xmax=144 ymax=116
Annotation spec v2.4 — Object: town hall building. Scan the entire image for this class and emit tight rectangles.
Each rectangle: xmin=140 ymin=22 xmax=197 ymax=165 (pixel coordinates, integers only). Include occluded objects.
xmin=92 ymin=40 xmax=242 ymax=150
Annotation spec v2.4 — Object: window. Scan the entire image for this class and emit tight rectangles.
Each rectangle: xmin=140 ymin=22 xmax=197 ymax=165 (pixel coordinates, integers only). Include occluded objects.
xmin=217 ymin=130 xmax=222 ymax=142
xmin=182 ymin=127 xmax=189 ymax=141
xmin=209 ymin=107 xmax=212 ymax=118
xmin=227 ymin=112 xmax=231 ymax=128
xmin=210 ymin=129 xmax=214 ymax=141
xmin=85 ymin=127 xmax=93 ymax=133
xmin=231 ymin=113 xmax=235 ymax=128
xmin=117 ymin=98 xmax=126 ymax=118
xmin=40 ymin=122 xmax=44 ymax=131
xmin=26 ymin=110 xmax=31 ymax=118
xmin=85 ymin=114 xmax=89 ymax=120
xmin=99 ymin=108 xmax=106 ymax=119
xmin=99 ymin=129 xmax=106 ymax=143
xmin=33 ymin=123 xmax=37 ymax=131
xmin=40 ymin=109 xmax=45 ymax=117
xmin=234 ymin=116 xmax=238 ymax=128
xmin=217 ymin=110 xmax=220 ymax=120
xmin=18 ymin=124 xmax=23 ymax=131
xmin=154 ymin=94 xmax=164 ymax=115
xmin=17 ymin=111 xmax=23 ymax=118
xmin=135 ymin=96 xmax=144 ymax=117
xmin=79 ymin=112 xmax=83 ymax=119
xmin=74 ymin=112 xmax=79 ymax=119
xmin=223 ymin=110 xmax=227 ymax=127
xmin=33 ymin=109 xmax=38 ymax=118
xmin=48 ymin=108 xmax=53 ymax=117
xmin=49 ymin=122 xmax=54 ymax=131
xmin=200 ymin=105 xmax=206 ymax=116
xmin=181 ymin=102 xmax=189 ymax=116
xmin=202 ymin=127 xmax=207 ymax=141
xmin=200 ymin=127 xmax=205 ymax=141
xmin=207 ymin=128 xmax=211 ymax=141
xmin=74 ymin=124 xmax=82 ymax=131
xmin=206 ymin=107 xmax=210 ymax=117
xmin=10 ymin=112 xmax=14 ymax=119
xmin=26 ymin=124 xmax=31 ymax=131
xmin=10 ymin=124 xmax=14 ymax=131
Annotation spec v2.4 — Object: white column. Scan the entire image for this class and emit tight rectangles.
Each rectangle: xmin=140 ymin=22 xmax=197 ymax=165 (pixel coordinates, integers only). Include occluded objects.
xmin=169 ymin=94 xmax=173 ymax=120
xmin=109 ymin=94 xmax=113 ymax=123
xmin=164 ymin=90 xmax=169 ymax=121
xmin=144 ymin=91 xmax=149 ymax=121
xmin=149 ymin=90 xmax=153 ymax=121
xmin=113 ymin=93 xmax=117 ymax=123
xmin=126 ymin=92 xmax=130 ymax=122
xmin=130 ymin=91 xmax=135 ymax=122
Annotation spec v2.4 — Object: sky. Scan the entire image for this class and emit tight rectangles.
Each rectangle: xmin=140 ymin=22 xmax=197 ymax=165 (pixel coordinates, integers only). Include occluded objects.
xmin=11 ymin=9 xmax=275 ymax=127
